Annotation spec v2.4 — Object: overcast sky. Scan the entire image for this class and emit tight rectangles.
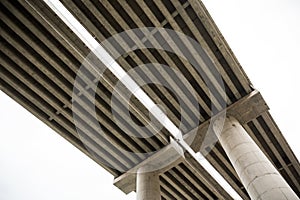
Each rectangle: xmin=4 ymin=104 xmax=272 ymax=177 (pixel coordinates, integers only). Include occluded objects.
xmin=1 ymin=0 xmax=299 ymax=199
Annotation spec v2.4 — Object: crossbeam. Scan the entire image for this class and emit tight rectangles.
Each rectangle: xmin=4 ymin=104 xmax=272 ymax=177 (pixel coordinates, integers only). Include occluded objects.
xmin=114 ymin=90 xmax=268 ymax=196
xmin=186 ymin=90 xmax=269 ymax=153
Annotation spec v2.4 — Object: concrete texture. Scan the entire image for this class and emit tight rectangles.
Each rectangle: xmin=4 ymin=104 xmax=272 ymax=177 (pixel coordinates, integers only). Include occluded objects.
xmin=214 ymin=116 xmax=299 ymax=200
xmin=2 ymin=0 xmax=300 ymax=198
xmin=137 ymin=166 xmax=161 ymax=200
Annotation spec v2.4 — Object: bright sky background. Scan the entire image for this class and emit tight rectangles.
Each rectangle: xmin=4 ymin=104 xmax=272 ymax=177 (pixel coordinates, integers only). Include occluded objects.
xmin=0 ymin=0 xmax=299 ymax=199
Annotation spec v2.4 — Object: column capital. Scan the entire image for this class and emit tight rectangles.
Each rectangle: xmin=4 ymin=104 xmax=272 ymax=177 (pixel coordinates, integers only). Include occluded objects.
xmin=187 ymin=90 xmax=268 ymax=153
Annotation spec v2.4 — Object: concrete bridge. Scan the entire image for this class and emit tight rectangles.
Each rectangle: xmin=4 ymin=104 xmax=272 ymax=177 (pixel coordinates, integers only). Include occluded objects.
xmin=1 ymin=0 xmax=299 ymax=199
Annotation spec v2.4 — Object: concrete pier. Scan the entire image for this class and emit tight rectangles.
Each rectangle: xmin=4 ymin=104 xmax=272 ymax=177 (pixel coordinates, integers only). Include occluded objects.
xmin=213 ymin=116 xmax=298 ymax=200
xmin=136 ymin=166 xmax=161 ymax=200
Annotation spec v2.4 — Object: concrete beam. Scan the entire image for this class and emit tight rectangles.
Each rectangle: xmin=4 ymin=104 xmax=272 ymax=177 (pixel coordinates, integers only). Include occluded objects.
xmin=114 ymin=139 xmax=233 ymax=199
xmin=182 ymin=153 xmax=234 ymax=199
xmin=114 ymin=90 xmax=268 ymax=195
xmin=189 ymin=0 xmax=252 ymax=92
xmin=113 ymin=139 xmax=184 ymax=194
xmin=227 ymin=90 xmax=269 ymax=124
xmin=185 ymin=90 xmax=269 ymax=153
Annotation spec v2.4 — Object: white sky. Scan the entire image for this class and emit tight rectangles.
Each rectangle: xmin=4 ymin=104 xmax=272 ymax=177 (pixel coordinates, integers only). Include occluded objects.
xmin=0 ymin=0 xmax=299 ymax=199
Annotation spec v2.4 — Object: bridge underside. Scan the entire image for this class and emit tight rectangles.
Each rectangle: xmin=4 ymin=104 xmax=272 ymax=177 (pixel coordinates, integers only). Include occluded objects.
xmin=1 ymin=0 xmax=299 ymax=199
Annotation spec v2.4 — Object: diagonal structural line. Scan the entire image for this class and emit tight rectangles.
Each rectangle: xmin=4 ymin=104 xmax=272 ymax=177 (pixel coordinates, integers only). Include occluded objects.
xmin=39 ymin=0 xmax=242 ymax=199
xmin=43 ymin=0 xmax=181 ymax=140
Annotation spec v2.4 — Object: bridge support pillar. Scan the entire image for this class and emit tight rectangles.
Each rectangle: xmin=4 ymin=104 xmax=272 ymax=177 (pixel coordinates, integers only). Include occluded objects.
xmin=136 ymin=166 xmax=161 ymax=200
xmin=213 ymin=116 xmax=298 ymax=200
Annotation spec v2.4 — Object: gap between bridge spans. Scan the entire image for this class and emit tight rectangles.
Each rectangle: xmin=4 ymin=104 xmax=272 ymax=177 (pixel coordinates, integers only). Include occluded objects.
xmin=38 ymin=0 xmax=250 ymax=199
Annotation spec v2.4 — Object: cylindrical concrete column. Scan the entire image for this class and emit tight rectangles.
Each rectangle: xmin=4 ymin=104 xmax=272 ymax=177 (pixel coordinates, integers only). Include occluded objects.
xmin=213 ymin=116 xmax=298 ymax=200
xmin=136 ymin=166 xmax=161 ymax=200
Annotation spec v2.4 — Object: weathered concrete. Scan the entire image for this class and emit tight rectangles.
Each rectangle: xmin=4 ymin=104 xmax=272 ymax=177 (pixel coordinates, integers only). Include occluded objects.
xmin=213 ymin=116 xmax=299 ymax=200
xmin=186 ymin=90 xmax=268 ymax=154
xmin=137 ymin=165 xmax=161 ymax=200
xmin=114 ymin=139 xmax=184 ymax=194
xmin=3 ymin=0 xmax=300 ymax=198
